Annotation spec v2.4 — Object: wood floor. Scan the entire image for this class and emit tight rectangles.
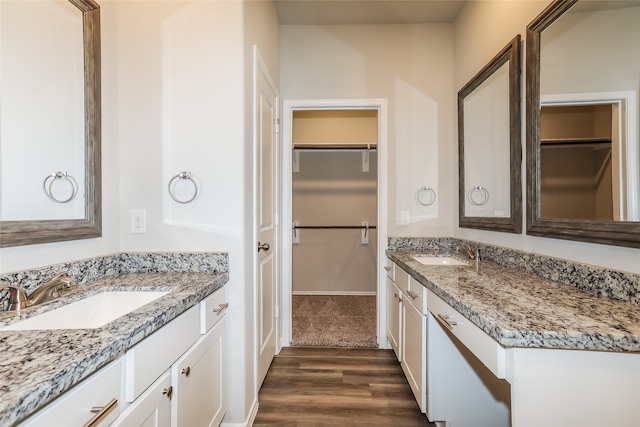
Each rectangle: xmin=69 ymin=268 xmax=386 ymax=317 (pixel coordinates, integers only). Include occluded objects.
xmin=253 ymin=347 xmax=435 ymax=427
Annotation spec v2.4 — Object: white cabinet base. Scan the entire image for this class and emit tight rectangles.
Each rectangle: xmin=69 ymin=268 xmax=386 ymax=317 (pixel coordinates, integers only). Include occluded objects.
xmin=172 ymin=317 xmax=226 ymax=427
xmin=508 ymin=347 xmax=640 ymax=427
xmin=112 ymin=371 xmax=171 ymax=427
xmin=428 ymin=312 xmax=510 ymax=426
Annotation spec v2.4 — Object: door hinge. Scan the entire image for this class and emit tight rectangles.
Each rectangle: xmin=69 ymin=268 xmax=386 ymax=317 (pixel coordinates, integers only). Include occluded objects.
xmin=275 ymin=118 xmax=280 ymax=134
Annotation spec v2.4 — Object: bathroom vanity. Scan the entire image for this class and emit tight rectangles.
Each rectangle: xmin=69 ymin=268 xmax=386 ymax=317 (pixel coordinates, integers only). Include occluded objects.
xmin=386 ymin=248 xmax=640 ymax=427
xmin=0 ymin=254 xmax=228 ymax=427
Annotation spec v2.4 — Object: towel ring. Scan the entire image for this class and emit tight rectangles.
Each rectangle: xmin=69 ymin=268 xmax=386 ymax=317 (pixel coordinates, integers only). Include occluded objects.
xmin=415 ymin=186 xmax=436 ymax=206
xmin=168 ymin=171 xmax=198 ymax=204
xmin=467 ymin=185 xmax=489 ymax=206
xmin=43 ymin=171 xmax=78 ymax=203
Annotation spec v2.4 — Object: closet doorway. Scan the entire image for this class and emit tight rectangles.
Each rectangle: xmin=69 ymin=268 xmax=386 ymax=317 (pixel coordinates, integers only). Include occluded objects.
xmin=281 ymin=99 xmax=388 ymax=349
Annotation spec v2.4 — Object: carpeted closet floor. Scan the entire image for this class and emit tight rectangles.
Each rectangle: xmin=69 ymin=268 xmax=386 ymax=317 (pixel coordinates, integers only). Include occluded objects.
xmin=291 ymin=295 xmax=377 ymax=348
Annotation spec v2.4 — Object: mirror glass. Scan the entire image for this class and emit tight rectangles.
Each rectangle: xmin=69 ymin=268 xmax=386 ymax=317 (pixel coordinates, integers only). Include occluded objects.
xmin=1 ymin=0 xmax=85 ymax=220
xmin=0 ymin=0 xmax=101 ymax=247
xmin=526 ymin=0 xmax=640 ymax=248
xmin=459 ymin=35 xmax=522 ymax=233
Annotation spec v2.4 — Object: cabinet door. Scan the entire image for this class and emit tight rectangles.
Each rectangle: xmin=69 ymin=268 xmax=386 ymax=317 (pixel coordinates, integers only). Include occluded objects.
xmin=172 ymin=317 xmax=226 ymax=427
xmin=112 ymin=371 xmax=171 ymax=427
xmin=401 ymin=298 xmax=426 ymax=413
xmin=386 ymin=277 xmax=402 ymax=361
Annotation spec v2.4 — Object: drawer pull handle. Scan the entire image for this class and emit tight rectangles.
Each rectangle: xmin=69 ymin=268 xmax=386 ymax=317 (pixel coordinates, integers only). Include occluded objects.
xmin=182 ymin=367 xmax=191 ymax=377
xmin=406 ymin=290 xmax=419 ymax=300
xmin=84 ymin=398 xmax=118 ymax=427
xmin=162 ymin=386 xmax=173 ymax=400
xmin=212 ymin=302 xmax=229 ymax=315
xmin=436 ymin=313 xmax=457 ymax=331
xmin=384 ymin=266 xmax=391 ymax=271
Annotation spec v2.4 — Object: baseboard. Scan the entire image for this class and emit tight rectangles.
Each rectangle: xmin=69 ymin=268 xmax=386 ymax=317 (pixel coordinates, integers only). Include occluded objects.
xmin=220 ymin=399 xmax=259 ymax=427
xmin=292 ymin=291 xmax=376 ymax=296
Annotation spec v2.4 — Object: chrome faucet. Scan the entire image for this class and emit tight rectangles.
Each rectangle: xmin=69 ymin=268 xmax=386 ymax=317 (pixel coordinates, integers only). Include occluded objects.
xmin=1 ymin=272 xmax=75 ymax=311
xmin=456 ymin=244 xmax=477 ymax=260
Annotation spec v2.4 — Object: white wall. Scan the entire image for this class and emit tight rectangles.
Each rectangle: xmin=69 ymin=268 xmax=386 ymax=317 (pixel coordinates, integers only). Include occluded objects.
xmin=453 ymin=1 xmax=640 ymax=274
xmin=280 ymin=24 xmax=456 ymax=237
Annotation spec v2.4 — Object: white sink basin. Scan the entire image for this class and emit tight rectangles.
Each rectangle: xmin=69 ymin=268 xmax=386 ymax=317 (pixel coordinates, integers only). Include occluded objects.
xmin=412 ymin=256 xmax=468 ymax=266
xmin=0 ymin=291 xmax=168 ymax=331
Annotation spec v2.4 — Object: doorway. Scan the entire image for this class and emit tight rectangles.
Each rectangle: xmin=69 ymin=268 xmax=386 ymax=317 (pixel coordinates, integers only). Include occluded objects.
xmin=540 ymin=91 xmax=639 ymax=222
xmin=280 ymin=99 xmax=388 ymax=349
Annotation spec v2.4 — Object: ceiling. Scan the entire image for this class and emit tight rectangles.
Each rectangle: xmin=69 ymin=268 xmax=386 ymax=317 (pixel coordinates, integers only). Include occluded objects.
xmin=274 ymin=0 xmax=467 ymax=25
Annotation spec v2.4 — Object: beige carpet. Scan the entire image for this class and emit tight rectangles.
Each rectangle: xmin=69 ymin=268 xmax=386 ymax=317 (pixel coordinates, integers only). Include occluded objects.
xmin=291 ymin=295 xmax=377 ymax=348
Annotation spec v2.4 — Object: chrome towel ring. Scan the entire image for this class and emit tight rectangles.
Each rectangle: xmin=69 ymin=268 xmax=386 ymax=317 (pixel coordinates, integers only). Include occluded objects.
xmin=168 ymin=171 xmax=198 ymax=204
xmin=467 ymin=185 xmax=489 ymax=206
xmin=415 ymin=186 xmax=436 ymax=206
xmin=43 ymin=171 xmax=78 ymax=203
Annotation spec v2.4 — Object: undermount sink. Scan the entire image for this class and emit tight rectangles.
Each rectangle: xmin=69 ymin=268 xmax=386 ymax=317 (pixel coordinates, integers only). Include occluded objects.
xmin=0 ymin=291 xmax=168 ymax=331
xmin=412 ymin=256 xmax=468 ymax=266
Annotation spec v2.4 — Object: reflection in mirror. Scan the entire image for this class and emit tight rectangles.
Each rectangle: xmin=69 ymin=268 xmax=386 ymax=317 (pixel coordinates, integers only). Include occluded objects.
xmin=0 ymin=0 xmax=101 ymax=247
xmin=1 ymin=0 xmax=85 ymax=221
xmin=458 ymin=35 xmax=522 ymax=233
xmin=526 ymin=0 xmax=640 ymax=248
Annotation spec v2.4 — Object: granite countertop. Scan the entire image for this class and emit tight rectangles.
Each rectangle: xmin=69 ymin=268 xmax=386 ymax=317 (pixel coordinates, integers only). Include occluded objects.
xmin=0 ymin=270 xmax=228 ymax=427
xmin=387 ymin=249 xmax=640 ymax=353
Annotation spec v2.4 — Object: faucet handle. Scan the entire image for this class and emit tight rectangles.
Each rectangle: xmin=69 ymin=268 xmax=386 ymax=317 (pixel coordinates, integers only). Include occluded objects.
xmin=1 ymin=285 xmax=28 ymax=311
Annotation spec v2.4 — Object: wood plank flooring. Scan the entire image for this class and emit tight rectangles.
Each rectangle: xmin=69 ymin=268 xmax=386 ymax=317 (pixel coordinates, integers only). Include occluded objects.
xmin=253 ymin=347 xmax=435 ymax=427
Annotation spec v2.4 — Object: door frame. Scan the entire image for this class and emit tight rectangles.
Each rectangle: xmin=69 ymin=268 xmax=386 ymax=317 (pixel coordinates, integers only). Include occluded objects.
xmin=280 ymin=98 xmax=389 ymax=349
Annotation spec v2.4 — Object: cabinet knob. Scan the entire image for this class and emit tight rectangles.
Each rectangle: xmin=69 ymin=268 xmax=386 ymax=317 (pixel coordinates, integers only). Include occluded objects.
xmin=181 ymin=367 xmax=191 ymax=377
xmin=162 ymin=386 xmax=173 ymax=400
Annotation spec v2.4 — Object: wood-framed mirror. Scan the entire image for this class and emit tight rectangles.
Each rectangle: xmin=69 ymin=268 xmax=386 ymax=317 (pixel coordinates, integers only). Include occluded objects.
xmin=458 ymin=35 xmax=522 ymax=233
xmin=0 ymin=0 xmax=101 ymax=247
xmin=526 ymin=0 xmax=640 ymax=248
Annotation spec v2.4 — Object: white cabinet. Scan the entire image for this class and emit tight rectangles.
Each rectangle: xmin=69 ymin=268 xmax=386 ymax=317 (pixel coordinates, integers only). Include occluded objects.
xmin=427 ymin=289 xmax=510 ymax=426
xmin=385 ymin=259 xmax=427 ymax=414
xmin=121 ymin=286 xmax=227 ymax=427
xmin=19 ymin=358 xmax=122 ymax=427
xmin=112 ymin=371 xmax=172 ymax=427
xmin=400 ymin=292 xmax=427 ymax=412
xmin=172 ymin=317 xmax=227 ymax=427
xmin=385 ymin=276 xmax=402 ymax=360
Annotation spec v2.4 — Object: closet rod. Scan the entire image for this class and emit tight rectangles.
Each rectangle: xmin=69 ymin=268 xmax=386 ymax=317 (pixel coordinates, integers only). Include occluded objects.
xmin=293 ymin=225 xmax=377 ymax=229
xmin=292 ymin=143 xmax=377 ymax=151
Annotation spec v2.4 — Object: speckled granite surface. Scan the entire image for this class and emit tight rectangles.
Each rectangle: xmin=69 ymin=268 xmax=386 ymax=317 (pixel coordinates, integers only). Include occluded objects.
xmin=387 ymin=248 xmax=640 ymax=353
xmin=0 ymin=252 xmax=228 ymax=427
xmin=389 ymin=237 xmax=640 ymax=305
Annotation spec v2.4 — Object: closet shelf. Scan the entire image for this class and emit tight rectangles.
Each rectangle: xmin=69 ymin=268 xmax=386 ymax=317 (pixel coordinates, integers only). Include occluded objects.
xmin=541 ymin=137 xmax=611 ymax=146
xmin=292 ymin=143 xmax=377 ymax=151
xmin=293 ymin=224 xmax=377 ymax=229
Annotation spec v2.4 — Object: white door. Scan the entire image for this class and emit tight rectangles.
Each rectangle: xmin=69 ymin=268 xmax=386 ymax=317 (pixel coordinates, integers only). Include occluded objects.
xmin=255 ymin=50 xmax=278 ymax=389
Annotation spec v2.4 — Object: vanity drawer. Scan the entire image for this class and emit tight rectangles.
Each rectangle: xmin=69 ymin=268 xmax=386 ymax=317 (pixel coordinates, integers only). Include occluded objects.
xmin=20 ymin=358 xmax=122 ymax=427
xmin=201 ymin=287 xmax=228 ymax=334
xmin=395 ymin=265 xmax=410 ymax=293
xmin=125 ymin=304 xmax=200 ymax=402
xmin=427 ymin=290 xmax=505 ymax=379
xmin=384 ymin=258 xmax=395 ymax=280
xmin=405 ymin=277 xmax=426 ymax=314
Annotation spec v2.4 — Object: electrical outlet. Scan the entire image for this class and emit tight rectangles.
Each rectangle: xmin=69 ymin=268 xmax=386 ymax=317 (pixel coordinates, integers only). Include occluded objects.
xmin=131 ymin=209 xmax=146 ymax=234
xmin=400 ymin=211 xmax=411 ymax=226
